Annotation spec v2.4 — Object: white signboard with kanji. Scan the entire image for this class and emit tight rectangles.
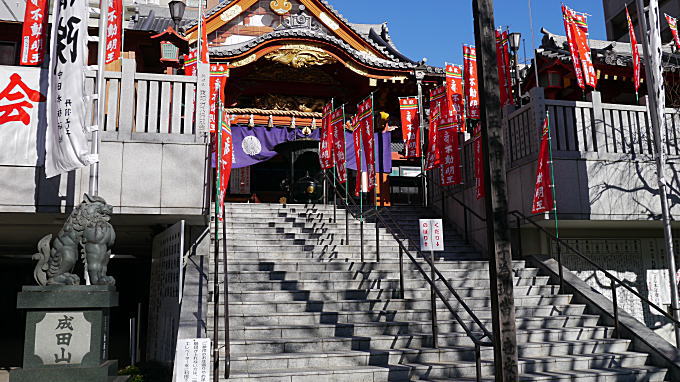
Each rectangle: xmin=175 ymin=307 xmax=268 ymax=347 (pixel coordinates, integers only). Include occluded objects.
xmin=34 ymin=312 xmax=91 ymax=365
xmin=173 ymin=338 xmax=211 ymax=382
xmin=419 ymin=219 xmax=444 ymax=251
xmin=0 ymin=66 xmax=45 ymax=166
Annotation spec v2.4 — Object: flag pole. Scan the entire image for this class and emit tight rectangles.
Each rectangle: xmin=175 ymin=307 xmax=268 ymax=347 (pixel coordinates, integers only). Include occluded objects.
xmin=546 ymin=111 xmax=560 ymax=241
xmin=89 ymin=0 xmax=109 ymax=197
xmin=636 ymin=0 xmax=680 ymax=346
xmin=212 ymin=95 xmax=222 ymax=382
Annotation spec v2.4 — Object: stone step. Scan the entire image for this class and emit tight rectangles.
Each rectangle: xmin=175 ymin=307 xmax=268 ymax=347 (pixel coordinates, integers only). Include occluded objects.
xmin=225 ymin=315 xmax=601 ymax=340
xmin=222 ymin=302 xmax=585 ymax=319
xmin=225 ymin=275 xmax=548 ymax=289
xmin=216 ymin=305 xmax=589 ymax=325
xmin=225 ymin=284 xmax=563 ymax=302
xmin=225 ymin=350 xmax=651 ymax=379
xmin=212 ymin=267 xmax=541 ymax=280
xmin=223 ymin=338 xmax=632 ymax=368
xmin=226 ymin=279 xmax=558 ymax=295
xmin=225 ymin=296 xmax=575 ymax=315
xmin=225 ymin=260 xmax=519 ymax=272
xmin=224 ymin=327 xmax=614 ymax=354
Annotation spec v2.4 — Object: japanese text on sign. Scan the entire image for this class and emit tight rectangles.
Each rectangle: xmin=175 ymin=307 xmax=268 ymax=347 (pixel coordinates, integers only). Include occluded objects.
xmin=419 ymin=219 xmax=444 ymax=251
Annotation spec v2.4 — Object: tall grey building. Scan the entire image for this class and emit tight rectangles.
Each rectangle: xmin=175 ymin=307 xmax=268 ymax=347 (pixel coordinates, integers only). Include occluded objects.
xmin=603 ymin=0 xmax=679 ymax=43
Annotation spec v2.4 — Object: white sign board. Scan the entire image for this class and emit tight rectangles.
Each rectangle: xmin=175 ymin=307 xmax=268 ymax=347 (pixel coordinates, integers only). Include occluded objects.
xmin=0 ymin=66 xmax=46 ymax=166
xmin=195 ymin=62 xmax=210 ymax=134
xmin=173 ymin=338 xmax=211 ymax=382
xmin=419 ymin=219 xmax=444 ymax=251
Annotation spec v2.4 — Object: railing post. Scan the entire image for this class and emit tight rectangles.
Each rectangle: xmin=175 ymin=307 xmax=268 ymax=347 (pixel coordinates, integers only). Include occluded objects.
xmin=475 ymin=343 xmax=482 ymax=382
xmin=556 ymin=241 xmax=564 ymax=292
xmin=515 ymin=215 xmax=522 ymax=259
xmin=611 ymin=279 xmax=620 ymax=338
xmin=345 ymin=203 xmax=349 ymax=245
xmin=360 ymin=219 xmax=365 ymax=262
xmin=118 ymin=58 xmax=136 ymax=140
xmin=464 ymin=209 xmax=469 ymax=244
xmin=398 ymin=245 xmax=405 ymax=299
xmin=375 ymin=221 xmax=380 ymax=262
xmin=430 ymin=250 xmax=438 ymax=348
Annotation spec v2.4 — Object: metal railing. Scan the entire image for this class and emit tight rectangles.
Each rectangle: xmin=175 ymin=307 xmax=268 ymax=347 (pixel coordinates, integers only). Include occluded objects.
xmin=510 ymin=209 xmax=680 ymax=338
xmin=322 ymin=171 xmax=493 ymax=381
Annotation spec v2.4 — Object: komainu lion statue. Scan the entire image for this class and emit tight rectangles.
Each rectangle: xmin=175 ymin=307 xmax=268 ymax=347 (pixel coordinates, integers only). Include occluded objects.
xmin=33 ymin=194 xmax=116 ymax=286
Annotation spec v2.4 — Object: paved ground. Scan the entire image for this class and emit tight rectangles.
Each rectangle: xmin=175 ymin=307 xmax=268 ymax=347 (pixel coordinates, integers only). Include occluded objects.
xmin=0 ymin=369 xmax=9 ymax=382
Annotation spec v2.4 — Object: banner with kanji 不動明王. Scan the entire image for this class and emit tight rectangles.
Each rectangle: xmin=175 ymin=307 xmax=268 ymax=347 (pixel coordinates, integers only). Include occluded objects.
xmin=399 ymin=97 xmax=420 ymax=158
xmin=437 ymin=115 xmax=462 ymax=186
xmin=357 ymin=96 xmax=376 ymax=192
xmin=463 ymin=45 xmax=480 ymax=120
xmin=209 ymin=64 xmax=228 ymax=133
xmin=20 ymin=0 xmax=48 ymax=66
xmin=531 ymin=117 xmax=554 ymax=214
xmin=351 ymin=114 xmax=362 ymax=196
xmin=473 ymin=124 xmax=485 ymax=199
xmin=218 ymin=113 xmax=233 ymax=214
xmin=330 ymin=108 xmax=347 ymax=183
xmin=666 ymin=14 xmax=680 ymax=51
xmin=562 ymin=5 xmax=597 ymax=89
xmin=319 ymin=102 xmax=334 ymax=169
xmin=46 ymin=0 xmax=97 ymax=178
xmin=105 ymin=0 xmax=122 ymax=64
xmin=445 ymin=64 xmax=465 ymax=132
xmin=425 ymin=87 xmax=446 ymax=170
xmin=627 ymin=7 xmax=640 ymax=95
xmin=495 ymin=30 xmax=513 ymax=106
xmin=0 ymin=66 xmax=46 ymax=166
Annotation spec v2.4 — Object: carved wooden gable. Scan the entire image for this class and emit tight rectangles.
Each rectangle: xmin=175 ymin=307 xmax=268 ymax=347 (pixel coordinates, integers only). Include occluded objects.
xmin=210 ymin=0 xmax=329 ymax=47
xmin=191 ymin=0 xmax=387 ymax=58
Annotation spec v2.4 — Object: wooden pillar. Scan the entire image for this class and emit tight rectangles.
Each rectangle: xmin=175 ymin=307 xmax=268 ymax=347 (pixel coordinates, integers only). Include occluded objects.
xmin=471 ymin=0 xmax=520 ymax=380
xmin=375 ymin=173 xmax=391 ymax=206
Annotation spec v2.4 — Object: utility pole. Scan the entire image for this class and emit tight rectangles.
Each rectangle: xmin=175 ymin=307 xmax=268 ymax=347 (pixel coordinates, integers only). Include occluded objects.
xmin=471 ymin=0 xmax=519 ymax=380
xmin=636 ymin=0 xmax=680 ymax=346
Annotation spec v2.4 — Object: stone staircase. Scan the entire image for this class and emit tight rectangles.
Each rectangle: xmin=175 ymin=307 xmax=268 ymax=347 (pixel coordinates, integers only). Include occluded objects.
xmin=207 ymin=203 xmax=668 ymax=381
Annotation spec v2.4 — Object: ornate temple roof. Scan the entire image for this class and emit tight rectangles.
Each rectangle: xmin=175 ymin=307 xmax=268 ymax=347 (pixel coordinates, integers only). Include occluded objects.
xmin=538 ymin=28 xmax=680 ymax=72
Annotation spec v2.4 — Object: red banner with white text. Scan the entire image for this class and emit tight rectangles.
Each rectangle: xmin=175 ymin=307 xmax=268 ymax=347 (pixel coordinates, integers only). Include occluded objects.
xmin=666 ymin=14 xmax=680 ymax=51
xmin=331 ymin=108 xmax=347 ymax=183
xmin=209 ymin=64 xmax=228 ymax=133
xmin=445 ymin=64 xmax=466 ymax=132
xmin=399 ymin=97 xmax=421 ymax=158
xmin=495 ymin=30 xmax=513 ymax=106
xmin=105 ymin=0 xmax=122 ymax=64
xmin=351 ymin=114 xmax=362 ymax=196
xmin=531 ymin=117 xmax=554 ymax=214
xmin=437 ymin=115 xmax=461 ymax=186
xmin=627 ymin=7 xmax=640 ymax=94
xmin=563 ymin=5 xmax=597 ymax=89
xmin=219 ymin=114 xmax=233 ymax=215
xmin=425 ymin=87 xmax=446 ymax=170
xmin=463 ymin=45 xmax=480 ymax=119
xmin=319 ymin=103 xmax=334 ymax=169
xmin=183 ymin=50 xmax=198 ymax=76
xmin=358 ymin=97 xmax=376 ymax=192
xmin=20 ymin=0 xmax=48 ymax=66
xmin=473 ymin=124 xmax=485 ymax=199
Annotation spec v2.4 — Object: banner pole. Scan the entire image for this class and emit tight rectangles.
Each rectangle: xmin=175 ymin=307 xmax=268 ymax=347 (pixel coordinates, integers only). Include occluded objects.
xmin=416 ymin=75 xmax=427 ymax=207
xmin=89 ymin=0 xmax=109 ymax=197
xmin=212 ymin=96 xmax=222 ymax=382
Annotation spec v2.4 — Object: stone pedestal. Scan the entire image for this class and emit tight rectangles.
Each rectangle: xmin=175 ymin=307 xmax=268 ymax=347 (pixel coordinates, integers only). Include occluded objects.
xmin=10 ymin=285 xmax=125 ymax=382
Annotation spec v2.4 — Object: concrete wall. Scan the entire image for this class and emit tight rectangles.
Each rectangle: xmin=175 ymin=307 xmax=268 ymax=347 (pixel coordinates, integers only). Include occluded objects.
xmin=0 ymin=133 xmax=209 ymax=216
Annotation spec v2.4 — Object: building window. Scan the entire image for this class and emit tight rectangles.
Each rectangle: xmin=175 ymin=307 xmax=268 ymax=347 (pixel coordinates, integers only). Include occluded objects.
xmin=0 ymin=42 xmax=17 ymax=66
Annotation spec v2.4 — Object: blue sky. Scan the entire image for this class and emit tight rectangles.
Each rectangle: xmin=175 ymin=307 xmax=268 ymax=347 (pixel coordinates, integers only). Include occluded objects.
xmin=333 ymin=0 xmax=607 ymax=67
